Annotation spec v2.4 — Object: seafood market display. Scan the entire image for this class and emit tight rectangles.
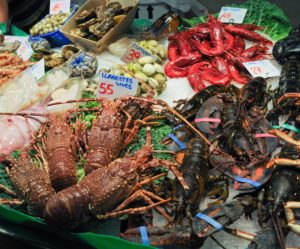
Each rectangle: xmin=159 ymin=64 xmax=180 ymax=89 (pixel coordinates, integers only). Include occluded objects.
xmin=0 ymin=0 xmax=300 ymax=249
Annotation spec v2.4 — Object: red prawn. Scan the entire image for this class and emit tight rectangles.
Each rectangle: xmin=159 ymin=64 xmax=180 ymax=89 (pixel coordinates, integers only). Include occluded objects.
xmin=224 ymin=25 xmax=273 ymax=45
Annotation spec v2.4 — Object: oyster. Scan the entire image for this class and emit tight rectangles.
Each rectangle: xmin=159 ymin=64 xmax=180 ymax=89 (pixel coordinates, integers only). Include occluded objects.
xmin=105 ymin=2 xmax=122 ymax=16
xmin=45 ymin=53 xmax=65 ymax=69
xmin=75 ymin=10 xmax=96 ymax=24
xmin=71 ymin=28 xmax=88 ymax=37
xmin=78 ymin=18 xmax=98 ymax=29
xmin=95 ymin=5 xmax=106 ymax=19
xmin=89 ymin=18 xmax=115 ymax=38
xmin=62 ymin=45 xmax=80 ymax=60
xmin=29 ymin=37 xmax=51 ymax=52
xmin=71 ymin=2 xmax=130 ymax=41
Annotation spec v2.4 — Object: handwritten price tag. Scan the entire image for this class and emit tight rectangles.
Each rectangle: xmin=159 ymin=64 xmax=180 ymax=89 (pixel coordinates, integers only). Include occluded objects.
xmin=50 ymin=0 xmax=71 ymax=14
xmin=96 ymin=72 xmax=138 ymax=100
xmin=29 ymin=59 xmax=45 ymax=80
xmin=218 ymin=7 xmax=247 ymax=24
xmin=16 ymin=40 xmax=33 ymax=61
xmin=243 ymin=60 xmax=280 ymax=78
xmin=121 ymin=43 xmax=154 ymax=63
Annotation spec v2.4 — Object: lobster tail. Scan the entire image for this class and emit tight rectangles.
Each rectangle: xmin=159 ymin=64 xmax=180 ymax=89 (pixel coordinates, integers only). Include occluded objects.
xmin=26 ymin=178 xmax=55 ymax=217
xmin=85 ymin=147 xmax=112 ymax=174
xmin=44 ymin=185 xmax=91 ymax=228
xmin=48 ymin=148 xmax=77 ymax=191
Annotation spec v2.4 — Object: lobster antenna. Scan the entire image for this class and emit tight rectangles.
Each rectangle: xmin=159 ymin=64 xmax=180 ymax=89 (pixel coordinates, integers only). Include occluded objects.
xmin=270 ymin=213 xmax=285 ymax=249
xmin=210 ymin=235 xmax=228 ymax=249
xmin=0 ymin=112 xmax=46 ymax=117
xmin=47 ymin=98 xmax=105 ymax=106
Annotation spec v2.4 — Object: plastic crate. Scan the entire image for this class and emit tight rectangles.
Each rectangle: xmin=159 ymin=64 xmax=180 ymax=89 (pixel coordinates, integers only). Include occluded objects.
xmin=29 ymin=5 xmax=78 ymax=48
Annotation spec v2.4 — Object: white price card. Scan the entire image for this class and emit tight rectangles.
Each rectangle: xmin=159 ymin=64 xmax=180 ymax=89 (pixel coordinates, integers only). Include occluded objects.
xmin=218 ymin=7 xmax=247 ymax=24
xmin=243 ymin=60 xmax=280 ymax=78
xmin=121 ymin=43 xmax=155 ymax=63
xmin=4 ymin=35 xmax=27 ymax=43
xmin=50 ymin=0 xmax=71 ymax=14
xmin=29 ymin=59 xmax=45 ymax=80
xmin=96 ymin=72 xmax=138 ymax=100
xmin=16 ymin=40 xmax=33 ymax=61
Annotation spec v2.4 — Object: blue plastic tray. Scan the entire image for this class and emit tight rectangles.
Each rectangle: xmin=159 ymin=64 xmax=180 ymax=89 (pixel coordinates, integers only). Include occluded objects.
xmin=29 ymin=5 xmax=78 ymax=47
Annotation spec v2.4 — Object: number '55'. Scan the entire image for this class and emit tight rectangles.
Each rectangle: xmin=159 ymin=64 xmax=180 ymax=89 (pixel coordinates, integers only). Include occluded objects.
xmin=99 ymin=83 xmax=114 ymax=95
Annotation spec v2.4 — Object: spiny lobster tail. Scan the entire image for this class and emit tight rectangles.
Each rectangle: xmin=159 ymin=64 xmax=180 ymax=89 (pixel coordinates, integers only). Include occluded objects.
xmin=44 ymin=184 xmax=91 ymax=228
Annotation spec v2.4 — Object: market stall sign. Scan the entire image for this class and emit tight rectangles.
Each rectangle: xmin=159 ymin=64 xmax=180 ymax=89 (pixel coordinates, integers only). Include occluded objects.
xmin=243 ymin=60 xmax=280 ymax=78
xmin=29 ymin=59 xmax=45 ymax=81
xmin=50 ymin=0 xmax=71 ymax=14
xmin=218 ymin=7 xmax=247 ymax=24
xmin=96 ymin=72 xmax=138 ymax=100
xmin=16 ymin=40 xmax=33 ymax=61
xmin=122 ymin=43 xmax=156 ymax=63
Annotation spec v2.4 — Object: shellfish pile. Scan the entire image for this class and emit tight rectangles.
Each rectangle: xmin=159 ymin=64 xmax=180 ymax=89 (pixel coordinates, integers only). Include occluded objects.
xmin=71 ymin=2 xmax=131 ymax=41
xmin=30 ymin=12 xmax=71 ymax=36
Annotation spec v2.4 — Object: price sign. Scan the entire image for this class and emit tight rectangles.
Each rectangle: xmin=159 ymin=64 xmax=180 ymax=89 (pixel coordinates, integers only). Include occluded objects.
xmin=121 ymin=43 xmax=155 ymax=63
xmin=29 ymin=59 xmax=45 ymax=80
xmin=96 ymin=72 xmax=138 ymax=99
xmin=16 ymin=40 xmax=33 ymax=61
xmin=50 ymin=0 xmax=71 ymax=14
xmin=243 ymin=60 xmax=280 ymax=78
xmin=218 ymin=7 xmax=247 ymax=24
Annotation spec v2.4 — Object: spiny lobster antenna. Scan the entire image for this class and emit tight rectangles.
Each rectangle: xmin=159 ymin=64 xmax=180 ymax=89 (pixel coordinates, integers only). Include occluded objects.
xmin=47 ymin=97 xmax=106 ymax=106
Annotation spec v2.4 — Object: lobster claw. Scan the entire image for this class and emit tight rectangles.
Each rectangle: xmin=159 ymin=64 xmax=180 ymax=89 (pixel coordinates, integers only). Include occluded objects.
xmin=195 ymin=95 xmax=223 ymax=135
xmin=192 ymin=201 xmax=243 ymax=238
xmin=233 ymin=159 xmax=273 ymax=190
xmin=192 ymin=196 xmax=256 ymax=238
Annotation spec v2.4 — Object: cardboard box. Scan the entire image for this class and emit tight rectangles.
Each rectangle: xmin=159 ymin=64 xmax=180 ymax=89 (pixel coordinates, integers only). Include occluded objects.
xmin=61 ymin=0 xmax=138 ymax=53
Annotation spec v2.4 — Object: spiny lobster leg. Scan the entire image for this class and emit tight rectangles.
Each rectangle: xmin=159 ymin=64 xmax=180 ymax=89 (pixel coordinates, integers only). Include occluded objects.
xmin=0 ymin=199 xmax=23 ymax=205
xmin=123 ymin=115 xmax=164 ymax=148
xmin=0 ymin=184 xmax=16 ymax=197
xmin=96 ymin=195 xmax=171 ymax=220
xmin=33 ymin=144 xmax=48 ymax=172
xmin=75 ymin=117 xmax=89 ymax=156
xmin=277 ymin=93 xmax=300 ymax=105
xmin=28 ymin=122 xmax=48 ymax=148
xmin=0 ymin=154 xmax=21 ymax=204
xmin=112 ymin=188 xmax=172 ymax=223
xmin=285 ymin=201 xmax=300 ymax=235
xmin=129 ymin=173 xmax=166 ymax=194
xmin=142 ymin=158 xmax=189 ymax=190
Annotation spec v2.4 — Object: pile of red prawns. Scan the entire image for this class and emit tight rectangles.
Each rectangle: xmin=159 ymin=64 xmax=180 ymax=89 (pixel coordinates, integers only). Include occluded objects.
xmin=164 ymin=15 xmax=273 ymax=91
